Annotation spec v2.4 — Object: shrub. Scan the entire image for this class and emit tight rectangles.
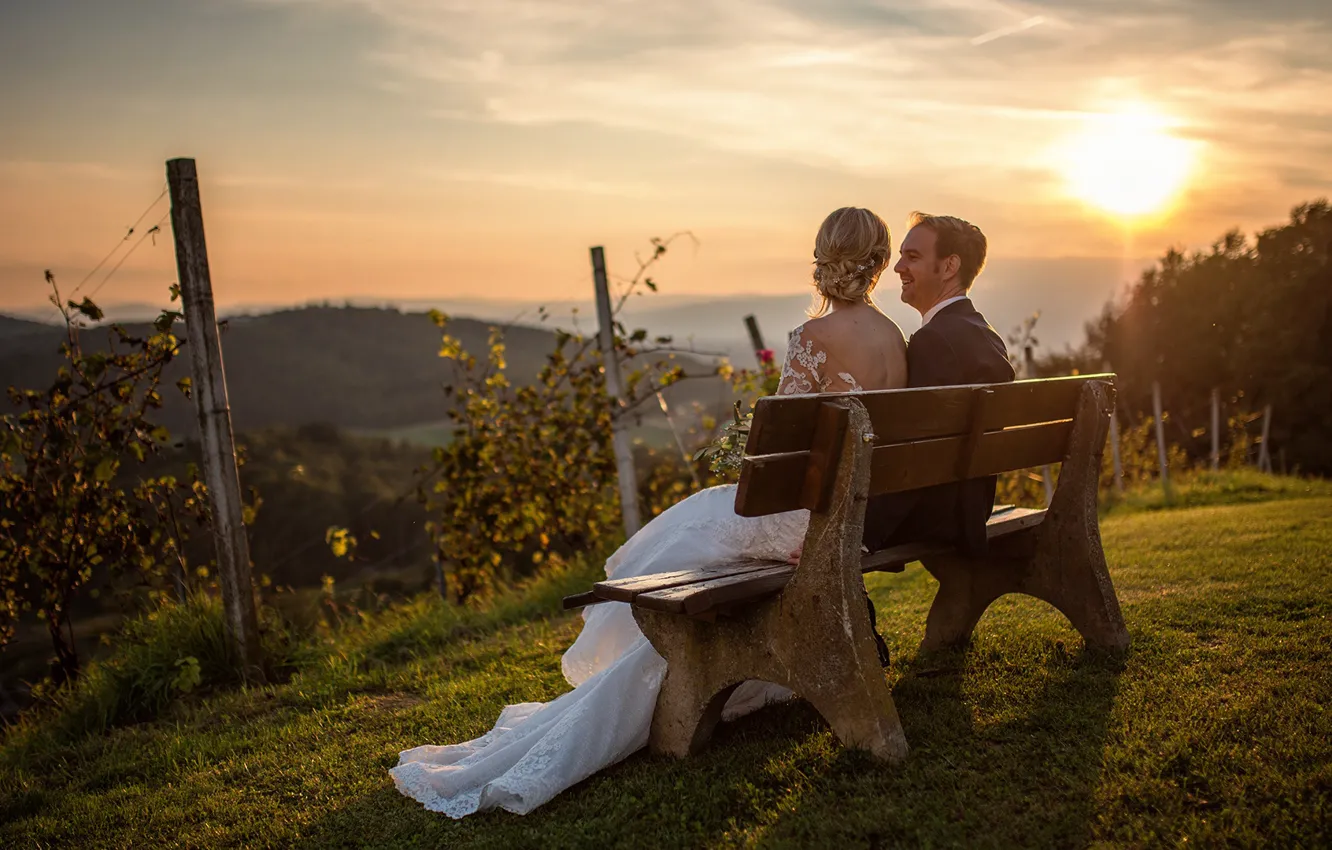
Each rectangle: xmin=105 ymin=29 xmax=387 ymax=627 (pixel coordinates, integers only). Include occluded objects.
xmin=11 ymin=593 xmax=295 ymax=745
xmin=0 ymin=280 xmax=206 ymax=684
xmin=302 ymin=549 xmax=607 ymax=672
xmin=416 ymin=236 xmax=723 ymax=603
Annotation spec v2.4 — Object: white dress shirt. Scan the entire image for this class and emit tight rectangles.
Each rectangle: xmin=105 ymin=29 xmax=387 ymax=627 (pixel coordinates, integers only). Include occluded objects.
xmin=922 ymin=295 xmax=969 ymax=326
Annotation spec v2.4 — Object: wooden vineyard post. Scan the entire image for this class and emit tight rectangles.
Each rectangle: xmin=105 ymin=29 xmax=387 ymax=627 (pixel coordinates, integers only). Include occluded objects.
xmin=1103 ymin=362 xmax=1123 ymax=495
xmin=591 ymin=246 xmax=642 ymax=538
xmin=167 ymin=158 xmax=263 ymax=681
xmin=743 ymin=314 xmax=767 ymax=366
xmin=1152 ymin=380 xmax=1171 ymax=503
xmin=1025 ymin=346 xmax=1054 ymax=506
xmin=1257 ymin=404 xmax=1273 ymax=473
xmin=1211 ymin=387 xmax=1221 ymax=471
xmin=1108 ymin=407 xmax=1124 ymax=495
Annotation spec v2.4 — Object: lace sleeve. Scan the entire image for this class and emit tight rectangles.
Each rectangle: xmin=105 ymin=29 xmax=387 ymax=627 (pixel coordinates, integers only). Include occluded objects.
xmin=777 ymin=324 xmax=866 ymax=394
xmin=778 ymin=325 xmax=826 ymax=395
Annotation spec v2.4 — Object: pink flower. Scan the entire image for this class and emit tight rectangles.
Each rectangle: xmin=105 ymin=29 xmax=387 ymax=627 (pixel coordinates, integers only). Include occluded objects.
xmin=757 ymin=348 xmax=775 ymax=364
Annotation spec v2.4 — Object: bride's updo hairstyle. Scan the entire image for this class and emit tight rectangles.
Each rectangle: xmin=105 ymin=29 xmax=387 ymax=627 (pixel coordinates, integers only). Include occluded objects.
xmin=809 ymin=207 xmax=891 ymax=317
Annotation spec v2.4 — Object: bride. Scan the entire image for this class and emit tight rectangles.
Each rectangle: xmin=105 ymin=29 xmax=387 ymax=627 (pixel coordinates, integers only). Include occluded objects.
xmin=390 ymin=207 xmax=909 ymax=818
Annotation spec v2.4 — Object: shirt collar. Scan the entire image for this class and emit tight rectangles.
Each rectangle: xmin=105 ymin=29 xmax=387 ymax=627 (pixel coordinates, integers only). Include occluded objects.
xmin=922 ymin=295 xmax=969 ymax=326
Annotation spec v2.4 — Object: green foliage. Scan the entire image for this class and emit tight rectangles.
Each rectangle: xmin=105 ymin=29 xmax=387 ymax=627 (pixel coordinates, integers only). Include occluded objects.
xmin=635 ymin=442 xmax=723 ymax=520
xmin=417 ymin=236 xmax=724 ymax=603
xmin=324 ymin=526 xmax=358 ymax=561
xmin=1103 ymin=467 xmax=1332 ymax=514
xmin=693 ymin=347 xmax=781 ymax=478
xmin=325 ymin=550 xmax=605 ymax=669
xmin=221 ymin=425 xmax=431 ymax=588
xmin=421 ymin=314 xmax=619 ymax=602
xmin=0 ymin=425 xmax=440 ymax=717
xmin=693 ymin=401 xmax=756 ymax=477
xmin=997 ymin=405 xmax=1266 ymax=510
xmin=1041 ymin=199 xmax=1332 ymax=474
xmin=0 ymin=278 xmax=206 ymax=684
xmin=5 ymin=592 xmax=296 ymax=751
xmin=171 ymin=655 xmax=202 ymax=694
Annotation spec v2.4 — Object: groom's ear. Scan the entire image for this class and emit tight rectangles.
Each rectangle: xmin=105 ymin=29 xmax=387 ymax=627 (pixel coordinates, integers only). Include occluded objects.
xmin=942 ymin=253 xmax=962 ymax=281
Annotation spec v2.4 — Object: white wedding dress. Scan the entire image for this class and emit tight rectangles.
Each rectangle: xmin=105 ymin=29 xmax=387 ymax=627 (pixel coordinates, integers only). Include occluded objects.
xmin=390 ymin=325 xmax=859 ymax=818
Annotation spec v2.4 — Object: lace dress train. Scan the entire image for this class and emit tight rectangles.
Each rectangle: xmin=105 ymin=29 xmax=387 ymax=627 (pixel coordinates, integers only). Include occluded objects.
xmin=389 ymin=485 xmax=809 ymax=818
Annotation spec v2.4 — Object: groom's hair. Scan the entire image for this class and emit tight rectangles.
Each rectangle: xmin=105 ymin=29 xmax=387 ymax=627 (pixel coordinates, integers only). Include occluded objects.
xmin=908 ymin=212 xmax=988 ymax=290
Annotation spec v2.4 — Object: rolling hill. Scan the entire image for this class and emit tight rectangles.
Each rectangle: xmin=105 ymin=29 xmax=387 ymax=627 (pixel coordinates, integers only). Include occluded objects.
xmin=0 ymin=306 xmax=731 ymax=440
xmin=0 ymin=315 xmax=55 ymax=339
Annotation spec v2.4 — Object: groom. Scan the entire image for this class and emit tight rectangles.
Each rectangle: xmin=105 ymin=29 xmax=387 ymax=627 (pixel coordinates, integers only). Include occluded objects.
xmin=862 ymin=212 xmax=1017 ymax=556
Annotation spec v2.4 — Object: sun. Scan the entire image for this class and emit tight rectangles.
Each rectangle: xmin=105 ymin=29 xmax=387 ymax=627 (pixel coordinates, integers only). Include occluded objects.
xmin=1060 ymin=108 xmax=1196 ymax=217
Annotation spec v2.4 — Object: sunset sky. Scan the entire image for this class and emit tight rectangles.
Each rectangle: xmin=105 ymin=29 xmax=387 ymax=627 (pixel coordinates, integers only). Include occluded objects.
xmin=2 ymin=0 xmax=1330 ymax=332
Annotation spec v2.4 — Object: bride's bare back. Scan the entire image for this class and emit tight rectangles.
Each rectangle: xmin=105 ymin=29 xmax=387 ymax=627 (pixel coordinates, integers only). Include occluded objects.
xmin=778 ymin=302 xmax=908 ymax=395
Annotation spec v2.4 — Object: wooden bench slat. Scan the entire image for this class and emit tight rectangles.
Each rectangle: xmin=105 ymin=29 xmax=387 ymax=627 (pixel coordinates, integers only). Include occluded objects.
xmin=859 ymin=541 xmax=955 ymax=572
xmin=871 ymin=420 xmax=1075 ymax=495
xmin=980 ymin=505 xmax=1046 ymax=537
xmin=620 ymin=506 xmax=1049 ymax=616
xmin=745 ymin=374 xmax=1107 ymax=455
xmin=561 ymin=506 xmax=1048 ymax=611
xmin=561 ymin=591 xmax=601 ymax=611
xmin=633 ymin=566 xmax=794 ymax=616
xmin=592 ymin=560 xmax=784 ymax=604
xmin=591 ymin=543 xmax=914 ymax=610
xmin=737 ymin=419 xmax=1074 ymax=516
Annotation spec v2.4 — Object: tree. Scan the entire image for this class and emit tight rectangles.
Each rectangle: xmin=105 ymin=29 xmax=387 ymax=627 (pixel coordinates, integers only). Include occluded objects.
xmin=1039 ymin=199 xmax=1332 ymax=474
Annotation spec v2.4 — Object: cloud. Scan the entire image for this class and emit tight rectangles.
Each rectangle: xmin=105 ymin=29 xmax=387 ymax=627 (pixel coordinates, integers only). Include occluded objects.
xmin=248 ymin=1 xmax=1070 ymax=172
xmin=251 ymin=0 xmax=1332 ymax=197
xmin=971 ymin=15 xmax=1047 ymax=46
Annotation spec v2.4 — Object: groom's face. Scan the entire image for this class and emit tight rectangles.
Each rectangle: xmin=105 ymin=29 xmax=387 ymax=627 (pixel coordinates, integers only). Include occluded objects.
xmin=894 ymin=225 xmax=947 ymax=314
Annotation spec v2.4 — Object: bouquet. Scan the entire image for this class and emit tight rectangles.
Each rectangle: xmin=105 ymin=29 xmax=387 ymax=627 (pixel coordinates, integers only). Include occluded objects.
xmin=694 ymin=348 xmax=779 ymax=477
xmin=693 ymin=400 xmax=754 ymax=476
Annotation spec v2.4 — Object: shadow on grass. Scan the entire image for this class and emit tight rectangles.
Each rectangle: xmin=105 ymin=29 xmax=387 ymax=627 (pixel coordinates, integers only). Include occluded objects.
xmin=290 ymin=646 xmax=1124 ymax=849
xmin=809 ymin=644 xmax=1127 ymax=848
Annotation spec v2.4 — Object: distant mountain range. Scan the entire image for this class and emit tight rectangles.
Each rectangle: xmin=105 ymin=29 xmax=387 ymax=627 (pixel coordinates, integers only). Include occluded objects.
xmin=1 ymin=256 xmax=1144 ymax=442
xmin=0 ymin=306 xmax=731 ymax=442
xmin=2 ymin=254 xmax=1146 ymax=362
xmin=0 ymin=314 xmax=54 ymax=338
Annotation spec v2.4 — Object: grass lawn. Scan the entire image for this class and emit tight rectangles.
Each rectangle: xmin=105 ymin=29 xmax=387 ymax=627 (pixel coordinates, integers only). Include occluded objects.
xmin=3 ymin=496 xmax=1331 ymax=848
xmin=1100 ymin=467 xmax=1332 ymax=515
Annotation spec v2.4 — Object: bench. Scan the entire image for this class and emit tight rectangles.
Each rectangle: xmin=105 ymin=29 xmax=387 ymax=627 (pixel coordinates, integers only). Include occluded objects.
xmin=562 ymin=374 xmax=1130 ymax=763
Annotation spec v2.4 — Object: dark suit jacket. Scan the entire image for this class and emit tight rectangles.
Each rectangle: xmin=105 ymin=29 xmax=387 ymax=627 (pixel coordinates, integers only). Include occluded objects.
xmin=862 ymin=298 xmax=1016 ymax=556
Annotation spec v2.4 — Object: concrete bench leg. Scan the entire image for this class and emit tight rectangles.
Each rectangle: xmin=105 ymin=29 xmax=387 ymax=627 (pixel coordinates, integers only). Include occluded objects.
xmin=918 ymin=551 xmax=1005 ymax=652
xmin=635 ymin=584 xmax=908 ymax=763
xmin=779 ymin=491 xmax=909 ymax=762
xmin=633 ymin=398 xmax=908 ymax=763
xmin=919 ymin=381 xmax=1130 ymax=653
xmin=919 ymin=536 xmax=1128 ymax=652
xmin=633 ymin=608 xmax=748 ymax=758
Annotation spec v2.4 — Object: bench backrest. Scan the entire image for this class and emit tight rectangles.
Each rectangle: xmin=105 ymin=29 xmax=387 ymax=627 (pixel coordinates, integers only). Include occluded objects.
xmin=735 ymin=373 xmax=1114 ymax=517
